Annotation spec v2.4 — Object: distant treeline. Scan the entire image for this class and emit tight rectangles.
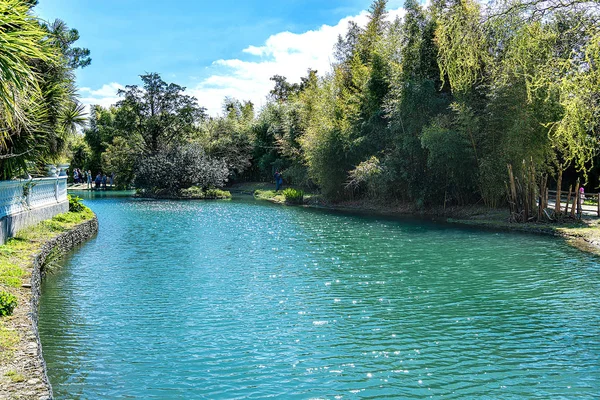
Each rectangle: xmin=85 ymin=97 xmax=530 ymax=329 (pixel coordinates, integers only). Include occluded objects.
xmin=73 ymin=0 xmax=600 ymax=205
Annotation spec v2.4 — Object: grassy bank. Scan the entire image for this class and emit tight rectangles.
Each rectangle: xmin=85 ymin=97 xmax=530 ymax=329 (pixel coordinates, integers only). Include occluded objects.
xmin=135 ymin=187 xmax=232 ymax=200
xmin=236 ymin=182 xmax=600 ymax=256
xmin=0 ymin=206 xmax=95 ymax=392
xmin=228 ymin=182 xmax=320 ymax=205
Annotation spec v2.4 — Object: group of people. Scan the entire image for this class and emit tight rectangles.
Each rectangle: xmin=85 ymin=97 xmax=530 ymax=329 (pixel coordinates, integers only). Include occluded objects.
xmin=72 ymin=168 xmax=114 ymax=190
xmin=72 ymin=168 xmax=88 ymax=185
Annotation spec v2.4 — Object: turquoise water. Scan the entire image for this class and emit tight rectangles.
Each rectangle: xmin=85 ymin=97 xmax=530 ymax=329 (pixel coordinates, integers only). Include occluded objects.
xmin=39 ymin=195 xmax=600 ymax=399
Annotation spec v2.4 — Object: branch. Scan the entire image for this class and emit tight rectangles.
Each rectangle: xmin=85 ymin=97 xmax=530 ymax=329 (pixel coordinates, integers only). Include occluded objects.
xmin=0 ymin=149 xmax=32 ymax=159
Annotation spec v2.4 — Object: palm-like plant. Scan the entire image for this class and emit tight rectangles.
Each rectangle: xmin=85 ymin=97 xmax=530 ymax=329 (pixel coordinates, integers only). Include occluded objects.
xmin=0 ymin=1 xmax=89 ymax=179
xmin=0 ymin=0 xmax=54 ymax=131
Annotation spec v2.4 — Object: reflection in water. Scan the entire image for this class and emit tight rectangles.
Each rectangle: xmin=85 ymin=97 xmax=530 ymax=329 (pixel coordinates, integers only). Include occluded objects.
xmin=39 ymin=195 xmax=600 ymax=399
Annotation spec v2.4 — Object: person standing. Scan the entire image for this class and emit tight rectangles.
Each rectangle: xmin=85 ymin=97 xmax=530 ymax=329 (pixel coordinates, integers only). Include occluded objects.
xmin=87 ymin=170 xmax=92 ymax=189
xmin=274 ymin=170 xmax=283 ymax=192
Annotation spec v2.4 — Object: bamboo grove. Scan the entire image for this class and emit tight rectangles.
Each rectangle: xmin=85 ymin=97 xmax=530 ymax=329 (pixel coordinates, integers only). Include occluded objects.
xmin=75 ymin=0 xmax=600 ymax=207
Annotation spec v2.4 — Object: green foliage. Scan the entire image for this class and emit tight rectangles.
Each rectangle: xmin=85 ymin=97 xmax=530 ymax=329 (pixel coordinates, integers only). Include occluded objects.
xmin=0 ymin=260 xmax=24 ymax=287
xmin=67 ymin=135 xmax=92 ymax=172
xmin=346 ymin=156 xmax=383 ymax=198
xmin=197 ymin=98 xmax=254 ymax=179
xmin=0 ymin=1 xmax=90 ymax=179
xmin=283 ymin=188 xmax=304 ymax=204
xmin=116 ymin=73 xmax=206 ymax=155
xmin=421 ymin=116 xmax=477 ymax=204
xmin=51 ymin=208 xmax=94 ymax=224
xmin=203 ymin=188 xmax=231 ymax=199
xmin=68 ymin=194 xmax=85 ymax=212
xmin=73 ymin=0 xmax=600 ymax=208
xmin=179 ymin=186 xmax=231 ymax=199
xmin=102 ymin=136 xmax=136 ymax=188
xmin=0 ymin=0 xmax=54 ymax=129
xmin=134 ymin=143 xmax=229 ymax=196
xmin=435 ymin=0 xmax=488 ymax=95
xmin=0 ymin=323 xmax=19 ymax=360
xmin=0 ymin=291 xmax=17 ymax=317
xmin=40 ymin=247 xmax=63 ymax=275
xmin=5 ymin=370 xmax=25 ymax=383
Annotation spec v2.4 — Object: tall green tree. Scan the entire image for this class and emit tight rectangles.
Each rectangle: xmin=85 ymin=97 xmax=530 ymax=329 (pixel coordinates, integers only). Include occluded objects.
xmin=116 ymin=73 xmax=206 ymax=155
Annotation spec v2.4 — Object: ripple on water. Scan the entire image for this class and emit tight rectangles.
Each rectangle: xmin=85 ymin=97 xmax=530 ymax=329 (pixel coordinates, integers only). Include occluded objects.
xmin=38 ymin=197 xmax=600 ymax=399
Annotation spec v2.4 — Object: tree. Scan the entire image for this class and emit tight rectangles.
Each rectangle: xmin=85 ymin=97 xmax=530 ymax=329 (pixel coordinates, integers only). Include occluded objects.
xmin=134 ymin=143 xmax=228 ymax=195
xmin=116 ymin=73 xmax=206 ymax=155
xmin=102 ymin=137 xmax=136 ymax=189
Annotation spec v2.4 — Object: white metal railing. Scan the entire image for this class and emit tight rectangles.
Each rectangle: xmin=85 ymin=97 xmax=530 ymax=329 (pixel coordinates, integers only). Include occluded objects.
xmin=0 ymin=177 xmax=68 ymax=219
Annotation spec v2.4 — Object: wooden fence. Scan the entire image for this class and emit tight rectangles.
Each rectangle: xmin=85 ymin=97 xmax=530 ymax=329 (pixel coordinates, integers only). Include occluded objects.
xmin=548 ymin=189 xmax=600 ymax=217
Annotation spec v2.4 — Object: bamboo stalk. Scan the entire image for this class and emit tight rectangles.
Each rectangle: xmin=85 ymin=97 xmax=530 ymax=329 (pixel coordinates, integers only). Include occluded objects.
xmin=571 ymin=181 xmax=580 ymax=218
xmin=565 ymin=185 xmax=572 ymax=214
xmin=529 ymin=159 xmax=536 ymax=219
xmin=555 ymin=168 xmax=562 ymax=215
xmin=508 ymin=164 xmax=518 ymax=218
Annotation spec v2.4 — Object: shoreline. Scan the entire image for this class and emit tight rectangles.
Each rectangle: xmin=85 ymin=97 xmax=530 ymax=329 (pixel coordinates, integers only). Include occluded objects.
xmin=231 ymin=183 xmax=600 ymax=256
xmin=0 ymin=212 xmax=98 ymax=399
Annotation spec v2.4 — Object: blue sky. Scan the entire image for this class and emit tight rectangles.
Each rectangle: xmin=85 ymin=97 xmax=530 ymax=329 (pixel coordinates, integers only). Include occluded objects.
xmin=36 ymin=0 xmax=406 ymax=115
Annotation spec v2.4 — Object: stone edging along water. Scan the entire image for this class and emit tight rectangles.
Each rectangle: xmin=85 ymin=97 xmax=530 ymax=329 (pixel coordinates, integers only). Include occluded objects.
xmin=26 ymin=216 xmax=98 ymax=399
xmin=251 ymin=192 xmax=600 ymax=256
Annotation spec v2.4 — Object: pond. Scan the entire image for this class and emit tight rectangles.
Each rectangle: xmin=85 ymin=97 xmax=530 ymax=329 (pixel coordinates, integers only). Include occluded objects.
xmin=39 ymin=194 xmax=600 ymax=399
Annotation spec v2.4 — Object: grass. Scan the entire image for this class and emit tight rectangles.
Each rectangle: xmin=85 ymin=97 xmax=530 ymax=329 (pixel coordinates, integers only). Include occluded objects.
xmin=4 ymin=370 xmax=25 ymax=383
xmin=253 ymin=187 xmax=319 ymax=205
xmin=14 ymin=207 xmax=94 ymax=243
xmin=0 ymin=205 xmax=95 ymax=367
xmin=0 ymin=260 xmax=24 ymax=287
xmin=282 ymin=188 xmax=304 ymax=204
xmin=254 ymin=189 xmax=286 ymax=203
xmin=140 ymin=186 xmax=232 ymax=200
xmin=0 ymin=323 xmax=19 ymax=361
xmin=0 ymin=206 xmax=95 ymax=310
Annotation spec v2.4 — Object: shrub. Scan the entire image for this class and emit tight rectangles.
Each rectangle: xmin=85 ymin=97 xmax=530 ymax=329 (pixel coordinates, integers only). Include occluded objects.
xmin=68 ymin=195 xmax=85 ymax=212
xmin=0 ymin=291 xmax=17 ymax=317
xmin=134 ymin=143 xmax=229 ymax=196
xmin=203 ymin=188 xmax=231 ymax=199
xmin=179 ymin=186 xmax=205 ymax=198
xmin=283 ymin=188 xmax=304 ymax=204
xmin=179 ymin=186 xmax=232 ymax=199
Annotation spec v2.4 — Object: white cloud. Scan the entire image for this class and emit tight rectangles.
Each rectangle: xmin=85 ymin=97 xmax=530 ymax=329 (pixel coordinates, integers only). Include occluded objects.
xmin=78 ymin=7 xmax=406 ymax=117
xmin=78 ymin=82 xmax=124 ymax=113
xmin=190 ymin=7 xmax=406 ymax=116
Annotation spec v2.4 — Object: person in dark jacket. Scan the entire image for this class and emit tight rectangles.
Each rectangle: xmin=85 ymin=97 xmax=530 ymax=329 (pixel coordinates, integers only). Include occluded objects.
xmin=274 ymin=170 xmax=283 ymax=192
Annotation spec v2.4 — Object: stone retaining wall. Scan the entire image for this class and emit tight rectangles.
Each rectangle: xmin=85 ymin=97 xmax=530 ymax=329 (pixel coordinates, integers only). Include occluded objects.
xmin=8 ymin=216 xmax=98 ymax=400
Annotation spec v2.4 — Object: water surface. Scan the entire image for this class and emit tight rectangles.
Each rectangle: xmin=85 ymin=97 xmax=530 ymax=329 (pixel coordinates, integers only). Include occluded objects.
xmin=39 ymin=195 xmax=600 ymax=398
